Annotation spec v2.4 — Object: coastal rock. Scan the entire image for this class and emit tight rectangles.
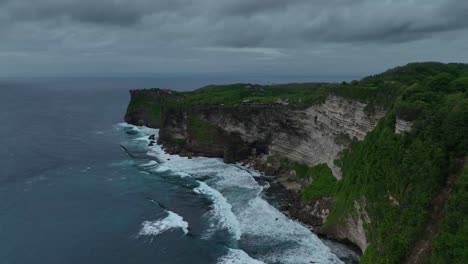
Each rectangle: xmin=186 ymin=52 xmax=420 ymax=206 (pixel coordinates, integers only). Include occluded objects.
xmin=168 ymin=95 xmax=384 ymax=179
xmin=317 ymin=200 xmax=370 ymax=252
xmin=127 ymin=94 xmax=384 ymax=252
xmin=270 ymin=95 xmax=384 ymax=179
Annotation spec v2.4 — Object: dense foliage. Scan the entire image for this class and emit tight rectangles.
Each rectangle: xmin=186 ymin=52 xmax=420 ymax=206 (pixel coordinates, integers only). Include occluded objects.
xmin=126 ymin=93 xmax=164 ymax=126
xmin=323 ymin=62 xmax=468 ymax=263
xmin=180 ymin=83 xmax=329 ymax=106
xmin=432 ymin=165 xmax=468 ymax=263
xmin=127 ymin=62 xmax=468 ymax=263
xmin=187 ymin=114 xmax=219 ymax=144
xmin=268 ymin=62 xmax=467 ymax=263
xmin=127 ymin=80 xmax=401 ymax=110
xmin=284 ymin=161 xmax=339 ymax=198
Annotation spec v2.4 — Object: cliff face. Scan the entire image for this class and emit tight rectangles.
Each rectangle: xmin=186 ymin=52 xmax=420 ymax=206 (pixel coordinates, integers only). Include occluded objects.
xmin=132 ymin=94 xmax=384 ymax=251
xmin=125 ymin=89 xmax=181 ymax=128
xmin=158 ymin=95 xmax=384 ymax=180
xmin=269 ymin=95 xmax=384 ymax=179
xmin=125 ymin=62 xmax=468 ymax=263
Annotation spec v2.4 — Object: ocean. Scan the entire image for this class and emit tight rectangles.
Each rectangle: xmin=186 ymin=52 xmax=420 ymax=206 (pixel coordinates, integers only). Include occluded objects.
xmin=0 ymin=78 xmax=357 ymax=264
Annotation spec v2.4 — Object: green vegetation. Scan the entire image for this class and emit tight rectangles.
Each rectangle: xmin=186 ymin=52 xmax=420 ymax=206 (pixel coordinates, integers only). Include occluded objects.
xmin=432 ymin=165 xmax=468 ymax=263
xmin=126 ymin=93 xmax=163 ymax=125
xmin=270 ymin=158 xmax=340 ymax=198
xmin=260 ymin=63 xmax=467 ymax=263
xmin=322 ymin=63 xmax=468 ymax=263
xmin=182 ymin=83 xmax=328 ymax=106
xmin=128 ymin=62 xmax=468 ymax=263
xmin=175 ymin=138 xmax=186 ymax=145
xmin=187 ymin=114 xmax=219 ymax=144
xmin=301 ymin=164 xmax=340 ymax=198
xmin=128 ymin=81 xmax=399 ymax=109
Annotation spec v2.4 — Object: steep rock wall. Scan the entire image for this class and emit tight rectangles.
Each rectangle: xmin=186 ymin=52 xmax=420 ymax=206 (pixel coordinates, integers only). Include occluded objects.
xmin=128 ymin=94 xmax=385 ymax=252
xmin=270 ymin=95 xmax=384 ymax=179
xmin=395 ymin=118 xmax=413 ymax=134
xmin=158 ymin=95 xmax=384 ymax=179
xmin=165 ymin=95 xmax=384 ymax=179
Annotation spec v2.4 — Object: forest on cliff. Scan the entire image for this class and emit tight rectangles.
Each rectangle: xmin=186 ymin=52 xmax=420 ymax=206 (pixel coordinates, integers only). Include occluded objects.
xmin=126 ymin=62 xmax=467 ymax=263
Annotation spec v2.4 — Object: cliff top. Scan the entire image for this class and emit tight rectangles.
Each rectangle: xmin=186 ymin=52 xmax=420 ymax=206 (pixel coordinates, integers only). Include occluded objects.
xmin=129 ymin=62 xmax=468 ymax=111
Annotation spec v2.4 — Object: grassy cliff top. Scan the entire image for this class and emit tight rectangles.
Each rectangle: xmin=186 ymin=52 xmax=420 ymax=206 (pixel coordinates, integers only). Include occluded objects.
xmin=130 ymin=62 xmax=468 ymax=109
xmin=126 ymin=62 xmax=468 ymax=263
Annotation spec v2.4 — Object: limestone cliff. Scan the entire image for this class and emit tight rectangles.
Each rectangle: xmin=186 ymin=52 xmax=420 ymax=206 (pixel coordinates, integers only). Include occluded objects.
xmin=395 ymin=118 xmax=413 ymax=134
xmin=125 ymin=62 xmax=468 ymax=263
xmin=269 ymin=95 xmax=384 ymax=179
xmin=126 ymin=93 xmax=384 ymax=252
xmin=157 ymin=95 xmax=383 ymax=179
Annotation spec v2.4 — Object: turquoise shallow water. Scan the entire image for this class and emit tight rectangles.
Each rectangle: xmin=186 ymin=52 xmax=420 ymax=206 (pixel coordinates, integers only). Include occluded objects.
xmin=0 ymin=82 xmax=349 ymax=264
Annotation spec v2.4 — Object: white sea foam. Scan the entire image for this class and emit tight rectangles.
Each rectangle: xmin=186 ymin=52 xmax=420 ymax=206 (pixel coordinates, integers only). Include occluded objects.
xmin=152 ymin=165 xmax=171 ymax=173
xmin=138 ymin=210 xmax=189 ymax=237
xmin=135 ymin=136 xmax=150 ymax=141
xmin=218 ymin=249 xmax=265 ymax=264
xmin=194 ymin=181 xmax=241 ymax=240
xmin=114 ymin=122 xmax=133 ymax=129
xmin=121 ymin=124 xmax=343 ymax=263
xmin=237 ymin=197 xmax=342 ymax=264
xmin=139 ymin=160 xmax=158 ymax=167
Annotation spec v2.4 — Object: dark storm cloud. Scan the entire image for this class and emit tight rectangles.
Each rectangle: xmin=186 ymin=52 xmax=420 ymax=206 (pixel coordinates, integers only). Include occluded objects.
xmin=1 ymin=0 xmax=468 ymax=77
xmin=2 ymin=0 xmax=189 ymax=26
xmin=1 ymin=0 xmax=468 ymax=44
xmin=218 ymin=0 xmax=302 ymax=16
xmin=299 ymin=0 xmax=468 ymax=44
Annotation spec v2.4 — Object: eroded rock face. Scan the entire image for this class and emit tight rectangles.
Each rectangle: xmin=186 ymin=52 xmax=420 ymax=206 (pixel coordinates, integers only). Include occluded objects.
xmin=252 ymin=154 xmax=370 ymax=253
xmin=132 ymin=94 xmax=384 ymax=252
xmin=395 ymin=118 xmax=413 ymax=134
xmin=159 ymin=95 xmax=384 ymax=179
xmin=270 ymin=95 xmax=385 ymax=179
xmin=317 ymin=200 xmax=370 ymax=252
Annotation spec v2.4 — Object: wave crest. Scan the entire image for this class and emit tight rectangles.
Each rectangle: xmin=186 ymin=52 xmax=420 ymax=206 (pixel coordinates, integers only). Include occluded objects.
xmin=138 ymin=211 xmax=189 ymax=237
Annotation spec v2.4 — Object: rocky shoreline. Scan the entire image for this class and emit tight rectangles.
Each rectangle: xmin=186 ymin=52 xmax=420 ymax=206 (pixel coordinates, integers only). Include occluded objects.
xmin=155 ymin=135 xmax=361 ymax=263
xmin=253 ymin=169 xmax=361 ymax=264
xmin=156 ymin=136 xmax=363 ymax=263
xmin=124 ymin=62 xmax=468 ymax=263
xmin=127 ymin=93 xmax=383 ymax=256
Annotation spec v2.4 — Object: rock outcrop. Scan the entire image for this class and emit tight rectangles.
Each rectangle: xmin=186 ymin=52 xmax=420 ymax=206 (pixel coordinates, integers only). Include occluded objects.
xmin=395 ymin=118 xmax=413 ymax=134
xmin=251 ymin=153 xmax=371 ymax=252
xmin=126 ymin=93 xmax=385 ymax=253
xmin=157 ymin=95 xmax=384 ymax=179
xmin=269 ymin=95 xmax=384 ymax=179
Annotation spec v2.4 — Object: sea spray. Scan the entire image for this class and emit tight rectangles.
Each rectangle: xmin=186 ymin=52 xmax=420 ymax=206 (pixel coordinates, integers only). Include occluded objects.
xmin=218 ymin=248 xmax=265 ymax=264
xmin=138 ymin=210 xmax=189 ymax=237
xmin=194 ymin=181 xmax=242 ymax=240
xmin=122 ymin=124 xmax=343 ymax=263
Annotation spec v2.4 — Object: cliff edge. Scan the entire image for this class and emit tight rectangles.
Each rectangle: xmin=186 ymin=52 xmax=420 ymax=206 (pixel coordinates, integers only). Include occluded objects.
xmin=125 ymin=62 xmax=468 ymax=264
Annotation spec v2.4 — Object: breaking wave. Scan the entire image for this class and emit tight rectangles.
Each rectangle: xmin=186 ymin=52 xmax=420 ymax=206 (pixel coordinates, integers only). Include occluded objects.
xmin=138 ymin=210 xmax=189 ymax=237
xmin=194 ymin=181 xmax=241 ymax=240
xmin=218 ymin=248 xmax=265 ymax=264
xmin=119 ymin=124 xmax=343 ymax=264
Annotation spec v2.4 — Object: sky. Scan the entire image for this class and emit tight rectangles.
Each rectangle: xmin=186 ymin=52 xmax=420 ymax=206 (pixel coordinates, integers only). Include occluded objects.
xmin=1 ymin=0 xmax=468 ymax=80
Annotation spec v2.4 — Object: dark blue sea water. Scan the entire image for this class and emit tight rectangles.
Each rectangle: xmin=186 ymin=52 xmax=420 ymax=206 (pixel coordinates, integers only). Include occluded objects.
xmin=0 ymin=79 xmax=356 ymax=264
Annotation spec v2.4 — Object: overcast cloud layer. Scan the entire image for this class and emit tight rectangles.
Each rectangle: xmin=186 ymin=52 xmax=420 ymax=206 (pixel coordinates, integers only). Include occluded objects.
xmin=1 ymin=0 xmax=468 ymax=79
